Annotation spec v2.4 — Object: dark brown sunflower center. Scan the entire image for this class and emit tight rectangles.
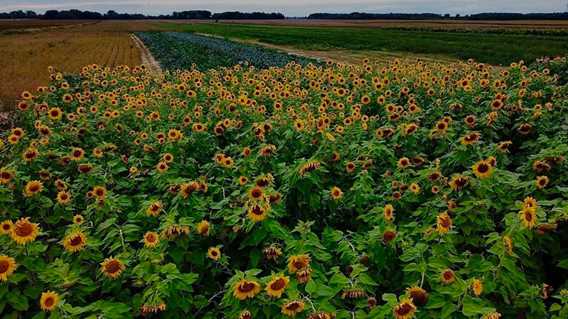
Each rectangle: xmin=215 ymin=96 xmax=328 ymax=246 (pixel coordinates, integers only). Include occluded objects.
xmin=44 ymin=297 xmax=54 ymax=307
xmin=477 ymin=164 xmax=489 ymax=173
xmin=286 ymin=302 xmax=301 ymax=311
xmin=524 ymin=211 xmax=533 ymax=221
xmin=443 ymin=272 xmax=453 ymax=280
xmin=105 ymin=261 xmax=121 ymax=273
xmin=0 ymin=260 xmax=9 ymax=273
xmin=15 ymin=223 xmax=33 ymax=237
xmin=238 ymin=282 xmax=256 ymax=293
xmin=70 ymin=235 xmax=83 ymax=246
xmin=251 ymin=205 xmax=264 ymax=215
xmin=270 ymin=278 xmax=286 ymax=290
xmin=396 ymin=303 xmax=413 ymax=315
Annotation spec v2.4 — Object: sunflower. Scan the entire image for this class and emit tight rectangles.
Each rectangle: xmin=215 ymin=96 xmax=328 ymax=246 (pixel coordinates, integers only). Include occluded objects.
xmin=436 ymin=212 xmax=452 ymax=234
xmin=47 ymin=107 xmax=63 ymax=121
xmin=247 ymin=202 xmax=270 ymax=222
xmin=471 ymin=278 xmax=483 ymax=296
xmin=0 ymin=168 xmax=15 ymax=185
xmin=156 ymin=161 xmax=169 ymax=173
xmin=63 ymin=230 xmax=87 ymax=253
xmin=393 ymin=298 xmax=417 ymax=319
xmin=441 ymin=269 xmax=455 ymax=284
xmin=281 ymin=300 xmax=305 ymax=317
xmin=409 ymin=183 xmax=420 ymax=194
xmin=143 ymin=231 xmax=160 ymax=248
xmin=24 ymin=180 xmax=43 ymax=197
xmin=482 ymin=312 xmax=502 ymax=319
xmin=384 ymin=204 xmax=395 ymax=222
xmin=146 ymin=201 xmax=163 ymax=217
xmin=0 ymin=220 xmax=13 ymax=235
xmin=196 ymin=220 xmax=210 ymax=236
xmin=266 ymin=275 xmax=289 ymax=298
xmin=472 ymin=160 xmax=494 ymax=179
xmin=233 ymin=279 xmax=261 ymax=300
xmin=0 ymin=255 xmax=17 ymax=281
xmin=522 ymin=196 xmax=538 ymax=210
xmin=40 ymin=291 xmax=60 ymax=311
xmin=330 ymin=186 xmax=343 ymax=200
xmin=207 ymin=247 xmax=221 ymax=261
xmin=70 ymin=147 xmax=85 ymax=161
xmin=288 ymin=254 xmax=310 ymax=273
xmin=239 ymin=310 xmax=252 ymax=319
xmin=92 ymin=186 xmax=107 ymax=200
xmin=502 ymin=235 xmax=513 ymax=255
xmin=248 ymin=186 xmax=265 ymax=201
xmin=73 ymin=214 xmax=84 ymax=225
xmin=535 ymin=176 xmax=549 ymax=189
xmin=406 ymin=286 xmax=428 ymax=307
xmin=449 ymin=175 xmax=469 ymax=191
xmin=100 ymin=257 xmax=125 ymax=279
xmin=10 ymin=217 xmax=40 ymax=245
xmin=519 ymin=208 xmax=537 ymax=229
xmin=56 ymin=191 xmax=72 ymax=205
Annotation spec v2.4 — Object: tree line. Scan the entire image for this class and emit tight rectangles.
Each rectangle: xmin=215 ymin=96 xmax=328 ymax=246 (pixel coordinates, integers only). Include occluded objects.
xmin=0 ymin=10 xmax=284 ymax=20
xmin=1 ymin=9 xmax=567 ymax=20
xmin=308 ymin=12 xmax=568 ymax=20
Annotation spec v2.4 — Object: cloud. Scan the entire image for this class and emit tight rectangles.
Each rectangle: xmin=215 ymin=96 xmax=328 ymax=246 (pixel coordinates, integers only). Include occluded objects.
xmin=0 ymin=0 xmax=565 ymax=16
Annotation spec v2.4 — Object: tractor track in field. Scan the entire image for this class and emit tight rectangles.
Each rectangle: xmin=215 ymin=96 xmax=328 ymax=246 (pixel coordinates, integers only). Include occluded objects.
xmin=131 ymin=33 xmax=162 ymax=76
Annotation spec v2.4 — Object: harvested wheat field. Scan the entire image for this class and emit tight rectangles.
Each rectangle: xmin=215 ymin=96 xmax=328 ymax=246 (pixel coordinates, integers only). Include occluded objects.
xmin=0 ymin=21 xmax=163 ymax=111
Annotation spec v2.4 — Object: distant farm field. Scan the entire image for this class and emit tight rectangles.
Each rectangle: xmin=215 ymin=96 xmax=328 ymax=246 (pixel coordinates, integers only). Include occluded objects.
xmin=163 ymin=22 xmax=568 ymax=66
xmin=195 ymin=18 xmax=568 ymax=32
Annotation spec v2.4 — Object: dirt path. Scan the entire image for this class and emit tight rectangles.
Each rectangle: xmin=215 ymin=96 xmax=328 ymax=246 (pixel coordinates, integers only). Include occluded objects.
xmin=130 ymin=34 xmax=162 ymax=75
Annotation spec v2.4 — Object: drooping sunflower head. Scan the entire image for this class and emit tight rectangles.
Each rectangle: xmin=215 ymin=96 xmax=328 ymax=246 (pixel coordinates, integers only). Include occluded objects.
xmin=233 ymin=279 xmax=261 ymax=300
xmin=393 ymin=298 xmax=417 ymax=319
xmin=436 ymin=212 xmax=452 ymax=234
xmin=63 ymin=230 xmax=87 ymax=253
xmin=40 ymin=291 xmax=60 ymax=311
xmin=384 ymin=204 xmax=395 ymax=221
xmin=281 ymin=300 xmax=305 ymax=317
xmin=407 ymin=286 xmax=428 ymax=307
xmin=196 ymin=220 xmax=210 ymax=236
xmin=100 ymin=257 xmax=125 ymax=279
xmin=471 ymin=278 xmax=483 ymax=296
xmin=10 ymin=217 xmax=40 ymax=245
xmin=266 ymin=275 xmax=290 ymax=298
xmin=0 ymin=255 xmax=17 ymax=281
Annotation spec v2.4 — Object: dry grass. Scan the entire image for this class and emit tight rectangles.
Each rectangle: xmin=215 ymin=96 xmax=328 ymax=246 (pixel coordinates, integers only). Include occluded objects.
xmin=0 ymin=21 xmax=163 ymax=111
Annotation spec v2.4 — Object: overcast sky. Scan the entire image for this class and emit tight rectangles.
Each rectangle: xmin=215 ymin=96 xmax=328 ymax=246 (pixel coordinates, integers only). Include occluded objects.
xmin=1 ymin=0 xmax=566 ymax=16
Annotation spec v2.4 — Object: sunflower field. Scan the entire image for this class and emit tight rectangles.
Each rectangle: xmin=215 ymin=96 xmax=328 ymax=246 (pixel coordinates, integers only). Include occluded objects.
xmin=0 ymin=58 xmax=567 ymax=319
